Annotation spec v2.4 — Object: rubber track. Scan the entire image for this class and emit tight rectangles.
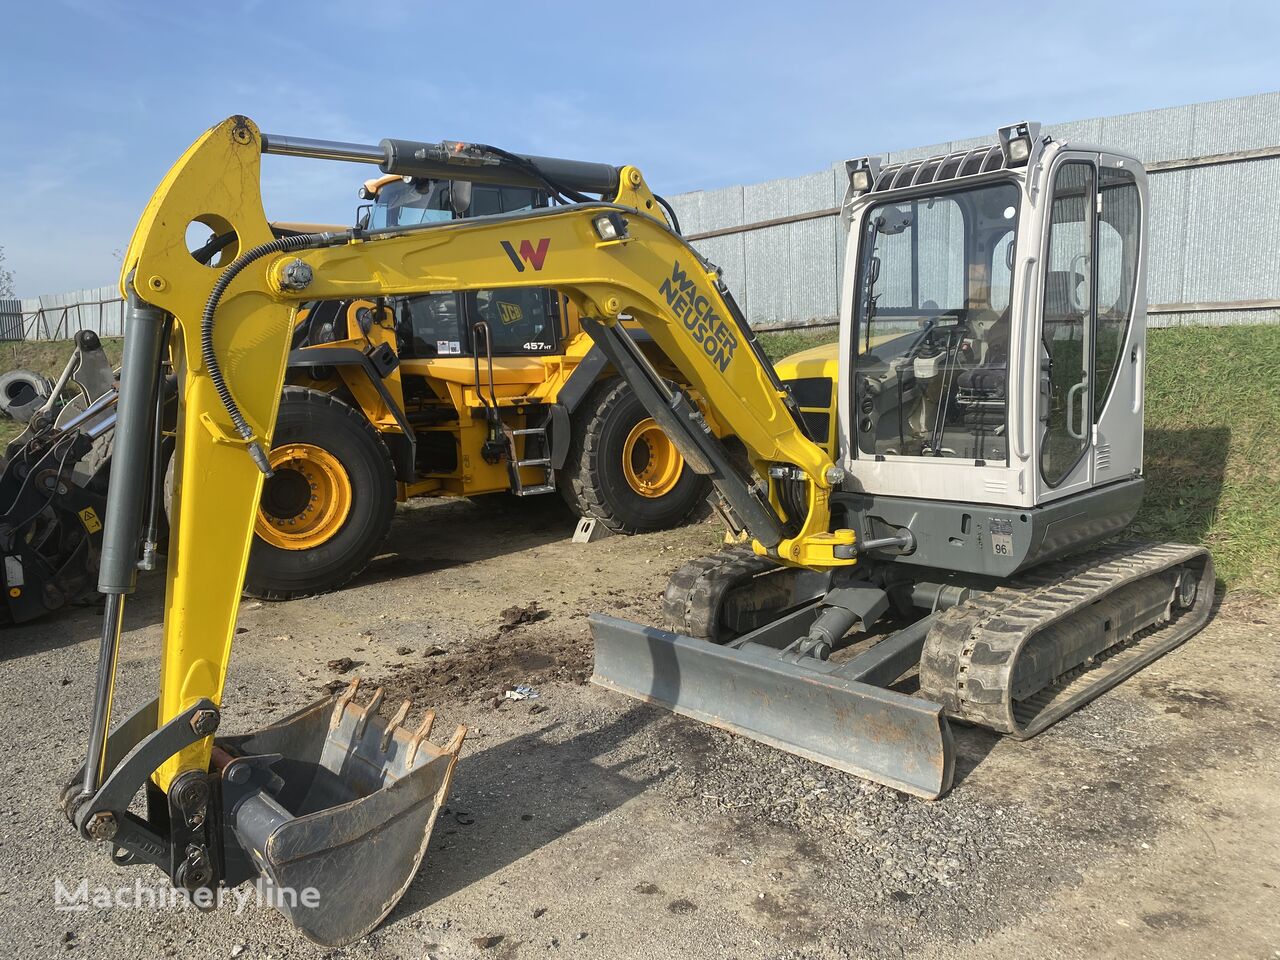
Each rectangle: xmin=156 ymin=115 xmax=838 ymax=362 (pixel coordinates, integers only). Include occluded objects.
xmin=661 ymin=545 xmax=779 ymax=641
xmin=919 ymin=540 xmax=1214 ymax=738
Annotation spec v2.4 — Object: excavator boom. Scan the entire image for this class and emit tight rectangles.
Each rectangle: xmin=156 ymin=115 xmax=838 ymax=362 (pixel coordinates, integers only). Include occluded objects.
xmin=65 ymin=116 xmax=858 ymax=945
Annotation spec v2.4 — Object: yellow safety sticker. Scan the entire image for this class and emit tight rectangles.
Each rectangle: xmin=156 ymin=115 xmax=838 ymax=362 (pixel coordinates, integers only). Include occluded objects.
xmin=79 ymin=507 xmax=103 ymax=534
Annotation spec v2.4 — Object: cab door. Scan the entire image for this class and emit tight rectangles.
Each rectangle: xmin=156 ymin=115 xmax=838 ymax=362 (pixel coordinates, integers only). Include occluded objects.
xmin=1036 ymin=154 xmax=1097 ymax=502
xmin=1089 ymin=156 xmax=1146 ymax=485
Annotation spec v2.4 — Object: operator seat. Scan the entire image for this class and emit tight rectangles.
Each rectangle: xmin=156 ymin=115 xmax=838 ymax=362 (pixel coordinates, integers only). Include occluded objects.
xmin=955 ymin=270 xmax=1081 ymax=423
xmin=955 ymin=306 xmax=1011 ymax=427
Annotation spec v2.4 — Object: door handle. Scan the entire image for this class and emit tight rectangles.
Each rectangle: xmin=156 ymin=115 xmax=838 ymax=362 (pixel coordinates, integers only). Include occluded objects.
xmin=1066 ymin=378 xmax=1088 ymax=441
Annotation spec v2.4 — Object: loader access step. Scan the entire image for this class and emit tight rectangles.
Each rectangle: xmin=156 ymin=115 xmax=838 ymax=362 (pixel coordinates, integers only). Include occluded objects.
xmin=919 ymin=541 xmax=1215 ymax=738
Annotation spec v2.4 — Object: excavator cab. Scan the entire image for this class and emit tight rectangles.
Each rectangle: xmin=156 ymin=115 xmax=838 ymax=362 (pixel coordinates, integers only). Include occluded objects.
xmin=837 ymin=125 xmax=1153 ymax=554
xmin=593 ymin=125 xmax=1212 ymax=796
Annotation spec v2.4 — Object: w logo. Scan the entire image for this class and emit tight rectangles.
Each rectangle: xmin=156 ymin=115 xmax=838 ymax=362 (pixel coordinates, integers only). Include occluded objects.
xmin=500 ymin=238 xmax=550 ymax=272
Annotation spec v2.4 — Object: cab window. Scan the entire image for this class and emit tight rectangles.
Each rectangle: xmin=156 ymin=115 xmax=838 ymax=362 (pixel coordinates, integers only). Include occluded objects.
xmin=469 ymin=289 xmax=559 ymax=355
xmin=852 ymin=180 xmax=1020 ymax=462
xmin=369 ymin=179 xmax=452 ymax=228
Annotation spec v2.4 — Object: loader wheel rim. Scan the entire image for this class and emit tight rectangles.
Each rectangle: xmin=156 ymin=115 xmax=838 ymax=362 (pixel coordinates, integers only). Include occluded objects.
xmin=255 ymin=443 xmax=353 ymax=550
xmin=622 ymin=418 xmax=683 ymax=499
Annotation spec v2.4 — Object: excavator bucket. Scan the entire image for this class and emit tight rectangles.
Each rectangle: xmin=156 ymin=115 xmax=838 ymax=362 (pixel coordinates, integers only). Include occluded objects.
xmin=590 ymin=614 xmax=955 ymax=799
xmin=216 ymin=680 xmax=465 ymax=947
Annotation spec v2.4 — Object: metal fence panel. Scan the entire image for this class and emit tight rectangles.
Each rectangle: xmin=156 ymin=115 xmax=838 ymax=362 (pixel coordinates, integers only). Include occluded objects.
xmin=1146 ymin=169 xmax=1191 ymax=305
xmin=1191 ymin=94 xmax=1280 ymax=155
xmin=0 ymin=299 xmax=23 ymax=341
xmin=1099 ymin=103 xmax=1195 ymax=163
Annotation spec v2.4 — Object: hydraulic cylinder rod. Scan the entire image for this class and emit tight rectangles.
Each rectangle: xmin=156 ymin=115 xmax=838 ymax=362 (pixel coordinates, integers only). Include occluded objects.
xmin=82 ymin=285 xmax=167 ymax=796
xmin=261 ymin=132 xmax=621 ymax=196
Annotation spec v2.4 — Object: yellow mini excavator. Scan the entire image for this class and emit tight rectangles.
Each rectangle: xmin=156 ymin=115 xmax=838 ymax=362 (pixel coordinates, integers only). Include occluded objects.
xmin=63 ymin=117 xmax=1212 ymax=946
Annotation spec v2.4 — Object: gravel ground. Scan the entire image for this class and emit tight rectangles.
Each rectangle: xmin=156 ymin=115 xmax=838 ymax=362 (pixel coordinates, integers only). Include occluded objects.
xmin=1 ymin=496 xmax=1276 ymax=959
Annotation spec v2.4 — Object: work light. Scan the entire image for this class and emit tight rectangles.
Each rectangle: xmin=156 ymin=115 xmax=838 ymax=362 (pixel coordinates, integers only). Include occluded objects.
xmin=998 ymin=122 xmax=1040 ymax=168
xmin=846 ymin=157 xmax=877 ymax=195
xmin=593 ymin=212 xmax=629 ymax=241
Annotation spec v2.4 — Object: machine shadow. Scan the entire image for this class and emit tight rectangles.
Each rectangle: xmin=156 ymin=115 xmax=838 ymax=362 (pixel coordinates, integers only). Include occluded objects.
xmin=0 ymin=492 xmax=582 ymax=644
xmin=350 ymin=493 xmax=581 ymax=590
xmin=949 ymin=726 xmax=1001 ymax=786
xmin=0 ymin=568 xmax=169 ymax=661
xmin=1130 ymin=426 xmax=1229 ymax=560
xmin=392 ymin=705 xmax=663 ymax=920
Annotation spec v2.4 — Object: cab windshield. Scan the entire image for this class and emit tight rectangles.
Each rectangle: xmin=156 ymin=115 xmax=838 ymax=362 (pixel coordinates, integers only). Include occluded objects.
xmin=852 ymin=180 xmax=1020 ymax=462
xmin=369 ymin=179 xmax=546 ymax=229
xmin=368 ymin=179 xmax=452 ymax=228
xmin=369 ymin=179 xmax=562 ymax=358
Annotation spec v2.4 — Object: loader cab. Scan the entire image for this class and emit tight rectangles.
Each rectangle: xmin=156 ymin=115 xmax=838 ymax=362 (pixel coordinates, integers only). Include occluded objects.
xmin=835 ymin=124 xmax=1149 ymax=574
xmin=360 ymin=175 xmax=567 ymax=360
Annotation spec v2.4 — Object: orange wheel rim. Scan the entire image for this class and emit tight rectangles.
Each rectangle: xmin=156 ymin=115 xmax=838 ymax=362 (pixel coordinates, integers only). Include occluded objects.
xmin=255 ymin=443 xmax=353 ymax=550
xmin=621 ymin=418 xmax=683 ymax=498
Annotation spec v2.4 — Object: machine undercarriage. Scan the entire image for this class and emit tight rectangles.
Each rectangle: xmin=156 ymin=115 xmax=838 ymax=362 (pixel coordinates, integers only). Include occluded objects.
xmin=594 ymin=538 xmax=1212 ymax=798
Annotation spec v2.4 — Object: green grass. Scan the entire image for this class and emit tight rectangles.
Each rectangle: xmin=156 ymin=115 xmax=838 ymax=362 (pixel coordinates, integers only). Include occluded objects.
xmin=1134 ymin=325 xmax=1279 ymax=596
xmin=759 ymin=323 xmax=1280 ymax=596
xmin=758 ymin=326 xmax=839 ymax=360
xmin=0 ymin=337 xmax=124 ymax=445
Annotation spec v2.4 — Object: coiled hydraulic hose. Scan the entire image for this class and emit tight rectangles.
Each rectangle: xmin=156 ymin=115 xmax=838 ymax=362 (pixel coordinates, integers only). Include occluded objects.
xmin=199 ymin=233 xmax=335 ymax=476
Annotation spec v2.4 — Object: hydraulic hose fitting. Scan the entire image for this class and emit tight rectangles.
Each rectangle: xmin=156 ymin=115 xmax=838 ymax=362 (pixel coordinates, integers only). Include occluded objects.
xmin=200 ymin=232 xmax=346 ymax=476
xmin=247 ymin=440 xmax=273 ymax=476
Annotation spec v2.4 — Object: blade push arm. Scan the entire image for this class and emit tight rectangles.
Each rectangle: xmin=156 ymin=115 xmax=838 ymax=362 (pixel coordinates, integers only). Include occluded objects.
xmin=113 ymin=117 xmax=854 ymax=791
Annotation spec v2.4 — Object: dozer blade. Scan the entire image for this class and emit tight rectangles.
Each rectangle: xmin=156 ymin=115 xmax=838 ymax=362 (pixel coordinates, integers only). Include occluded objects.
xmin=216 ymin=680 xmax=465 ymax=947
xmin=590 ymin=614 xmax=955 ymax=799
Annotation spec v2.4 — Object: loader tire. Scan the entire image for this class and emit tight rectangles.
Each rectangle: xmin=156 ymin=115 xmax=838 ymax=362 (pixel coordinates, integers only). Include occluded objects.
xmin=244 ymin=387 xmax=396 ymax=601
xmin=559 ymin=379 xmax=710 ymax=534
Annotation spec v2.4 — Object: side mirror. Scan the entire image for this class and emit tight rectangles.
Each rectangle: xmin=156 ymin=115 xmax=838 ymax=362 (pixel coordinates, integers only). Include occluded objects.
xmin=450 ymin=181 xmax=472 ymax=217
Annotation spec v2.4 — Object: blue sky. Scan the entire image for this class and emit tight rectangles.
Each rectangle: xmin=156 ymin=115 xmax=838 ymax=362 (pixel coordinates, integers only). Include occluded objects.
xmin=2 ymin=0 xmax=1278 ymax=297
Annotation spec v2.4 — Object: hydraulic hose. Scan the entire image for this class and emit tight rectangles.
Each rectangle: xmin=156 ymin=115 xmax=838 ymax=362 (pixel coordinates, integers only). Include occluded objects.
xmin=654 ymin=194 xmax=682 ymax=235
xmin=199 ymin=233 xmax=329 ymax=476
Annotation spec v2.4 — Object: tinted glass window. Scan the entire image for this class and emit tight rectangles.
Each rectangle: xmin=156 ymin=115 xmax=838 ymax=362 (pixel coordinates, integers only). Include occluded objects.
xmin=1040 ymin=161 xmax=1094 ymax=487
xmin=852 ymin=180 xmax=1019 ymax=462
xmin=1093 ymin=167 xmax=1140 ymax=420
xmin=369 ymin=179 xmax=452 ymax=228
xmin=400 ymin=294 xmax=464 ymax=357
xmin=470 ymin=289 xmax=558 ymax=354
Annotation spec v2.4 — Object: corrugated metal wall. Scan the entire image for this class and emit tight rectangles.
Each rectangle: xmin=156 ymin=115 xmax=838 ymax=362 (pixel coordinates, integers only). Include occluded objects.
xmin=668 ymin=91 xmax=1280 ymax=329
xmin=13 ymin=92 xmax=1280 ymax=339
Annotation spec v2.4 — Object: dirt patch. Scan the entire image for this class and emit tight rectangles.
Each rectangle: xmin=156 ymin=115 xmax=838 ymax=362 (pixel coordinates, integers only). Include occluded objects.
xmin=372 ymin=618 xmax=593 ymax=707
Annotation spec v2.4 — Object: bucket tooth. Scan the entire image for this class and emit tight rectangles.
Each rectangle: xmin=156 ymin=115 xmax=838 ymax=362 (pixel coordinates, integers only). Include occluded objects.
xmin=217 ymin=684 xmax=465 ymax=946
xmin=353 ymin=687 xmax=384 ymax=740
xmin=382 ymin=700 xmax=412 ymax=753
xmin=406 ymin=710 xmax=437 ymax=766
xmin=330 ymin=678 xmax=361 ymax=730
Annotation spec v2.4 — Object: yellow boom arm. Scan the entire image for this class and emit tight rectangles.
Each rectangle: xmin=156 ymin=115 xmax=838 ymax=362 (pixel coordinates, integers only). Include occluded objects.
xmin=116 ymin=117 xmax=853 ymax=788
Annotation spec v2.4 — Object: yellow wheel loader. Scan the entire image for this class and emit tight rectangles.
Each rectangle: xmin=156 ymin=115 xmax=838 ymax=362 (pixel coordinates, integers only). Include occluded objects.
xmin=64 ymin=117 xmax=1212 ymax=946
xmin=245 ymin=174 xmax=712 ymax=599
